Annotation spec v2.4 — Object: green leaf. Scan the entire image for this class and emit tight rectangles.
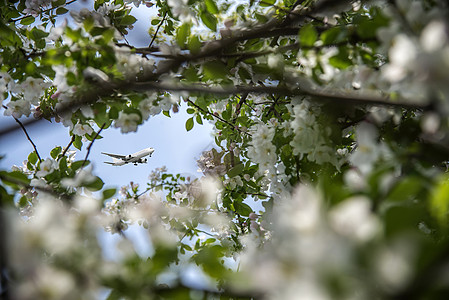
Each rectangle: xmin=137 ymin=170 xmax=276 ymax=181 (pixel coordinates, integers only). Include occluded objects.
xmin=84 ymin=177 xmax=104 ymax=191
xmin=260 ymin=0 xmax=275 ymax=6
xmin=205 ymin=0 xmax=219 ymax=14
xmin=299 ymin=24 xmax=318 ymax=47
xmin=203 ymin=61 xmax=228 ymax=80
xmin=227 ymin=163 xmax=244 ymax=178
xmin=73 ymin=135 xmax=82 ymax=150
xmin=429 ymin=175 xmax=449 ymax=227
xmin=56 ymin=7 xmax=68 ymax=15
xmin=71 ymin=160 xmax=85 ymax=171
xmin=50 ymin=146 xmax=62 ymax=159
xmin=387 ymin=177 xmax=423 ymax=202
xmin=28 ymin=152 xmax=38 ymax=165
xmin=188 ymin=35 xmax=202 ymax=55
xmin=200 ymin=11 xmax=217 ymax=32
xmin=151 ymin=18 xmax=160 ymax=25
xmin=196 ymin=114 xmax=203 ymax=125
xmin=109 ymin=106 xmax=119 ymax=119
xmin=102 ymin=188 xmax=117 ymax=199
xmin=176 ymin=23 xmax=191 ymax=48
xmin=20 ymin=16 xmax=35 ymax=25
xmin=320 ymin=27 xmax=348 ymax=45
xmin=328 ymin=48 xmax=352 ymax=69
xmin=234 ymin=200 xmax=252 ymax=216
xmin=185 ymin=117 xmax=194 ymax=131
xmin=52 ymin=0 xmax=66 ymax=7
xmin=120 ymin=15 xmax=137 ymax=26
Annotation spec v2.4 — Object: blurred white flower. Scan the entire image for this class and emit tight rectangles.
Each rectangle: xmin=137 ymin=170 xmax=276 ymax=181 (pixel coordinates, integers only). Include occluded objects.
xmin=421 ymin=21 xmax=447 ymax=52
xmin=349 ymin=122 xmax=386 ymax=175
xmin=61 ymin=167 xmax=96 ymax=188
xmin=382 ymin=34 xmax=417 ymax=82
xmin=329 ymin=196 xmax=380 ymax=242
xmin=114 ymin=112 xmax=140 ymax=133
xmin=74 ymin=195 xmax=100 ymax=215
xmin=167 ymin=0 xmax=196 ymax=24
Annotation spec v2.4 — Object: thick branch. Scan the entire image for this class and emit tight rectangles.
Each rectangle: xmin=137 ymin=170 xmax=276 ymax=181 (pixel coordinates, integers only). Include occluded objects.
xmin=133 ymin=82 xmax=429 ymax=110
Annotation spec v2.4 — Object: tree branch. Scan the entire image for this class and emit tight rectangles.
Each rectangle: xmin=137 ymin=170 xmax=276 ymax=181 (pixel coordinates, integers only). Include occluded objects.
xmin=60 ymin=135 xmax=76 ymax=160
xmin=2 ymin=105 xmax=42 ymax=162
xmin=149 ymin=11 xmax=167 ymax=48
xmin=133 ymin=82 xmax=429 ymax=110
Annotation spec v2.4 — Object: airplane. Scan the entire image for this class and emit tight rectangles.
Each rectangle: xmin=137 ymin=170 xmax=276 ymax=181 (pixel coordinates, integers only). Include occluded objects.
xmin=102 ymin=147 xmax=155 ymax=166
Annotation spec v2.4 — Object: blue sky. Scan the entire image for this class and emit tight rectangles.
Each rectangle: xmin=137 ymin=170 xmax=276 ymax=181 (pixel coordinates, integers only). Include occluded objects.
xmin=0 ymin=105 xmax=214 ymax=188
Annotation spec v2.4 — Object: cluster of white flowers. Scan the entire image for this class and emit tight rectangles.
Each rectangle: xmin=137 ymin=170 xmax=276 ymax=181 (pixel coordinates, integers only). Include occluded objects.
xmin=247 ymin=121 xmax=277 ymax=173
xmin=3 ymin=76 xmax=50 ymax=119
xmin=287 ymin=98 xmax=340 ymax=167
xmin=297 ymin=47 xmax=339 ymax=82
xmin=114 ymin=46 xmax=155 ymax=80
xmin=374 ymin=1 xmax=449 ymax=107
xmin=166 ymin=0 xmax=196 ymax=24
xmin=197 ymin=149 xmax=226 ymax=177
xmin=8 ymin=196 xmax=104 ymax=299
xmin=236 ymin=184 xmax=382 ymax=299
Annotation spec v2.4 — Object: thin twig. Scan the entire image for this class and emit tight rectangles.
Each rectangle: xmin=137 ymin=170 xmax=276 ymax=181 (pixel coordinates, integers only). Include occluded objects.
xmin=82 ymin=123 xmax=106 ymax=167
xmin=149 ymin=11 xmax=167 ymax=48
xmin=186 ymin=99 xmax=251 ymax=136
xmin=2 ymin=105 xmax=42 ymax=162
xmin=60 ymin=135 xmax=76 ymax=160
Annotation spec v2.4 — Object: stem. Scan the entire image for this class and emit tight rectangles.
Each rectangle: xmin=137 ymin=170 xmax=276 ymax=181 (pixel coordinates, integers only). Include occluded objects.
xmin=2 ymin=105 xmax=42 ymax=162
xmin=149 ymin=11 xmax=167 ymax=48
xmin=82 ymin=123 xmax=106 ymax=168
xmin=60 ymin=135 xmax=75 ymax=160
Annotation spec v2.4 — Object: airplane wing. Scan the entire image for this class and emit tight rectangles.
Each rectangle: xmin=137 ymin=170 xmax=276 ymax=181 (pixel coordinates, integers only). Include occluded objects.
xmin=101 ymin=152 xmax=127 ymax=160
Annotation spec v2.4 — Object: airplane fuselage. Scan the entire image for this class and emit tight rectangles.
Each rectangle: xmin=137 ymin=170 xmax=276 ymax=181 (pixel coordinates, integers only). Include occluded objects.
xmin=103 ymin=147 xmax=154 ymax=166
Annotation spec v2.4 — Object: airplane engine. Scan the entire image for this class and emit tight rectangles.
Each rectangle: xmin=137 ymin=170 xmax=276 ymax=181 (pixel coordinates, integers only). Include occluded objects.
xmin=127 ymin=154 xmax=132 ymax=159
xmin=143 ymin=158 xmax=148 ymax=163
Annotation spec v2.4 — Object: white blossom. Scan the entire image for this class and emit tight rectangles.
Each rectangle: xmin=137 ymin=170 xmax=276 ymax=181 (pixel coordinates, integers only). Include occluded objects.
xmin=3 ymin=99 xmax=31 ymax=118
xmin=349 ymin=122 xmax=388 ymax=175
xmin=61 ymin=167 xmax=96 ymax=188
xmin=72 ymin=122 xmax=94 ymax=136
xmin=329 ymin=196 xmax=380 ymax=242
xmin=36 ymin=158 xmax=58 ymax=178
xmin=114 ymin=112 xmax=140 ymax=133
